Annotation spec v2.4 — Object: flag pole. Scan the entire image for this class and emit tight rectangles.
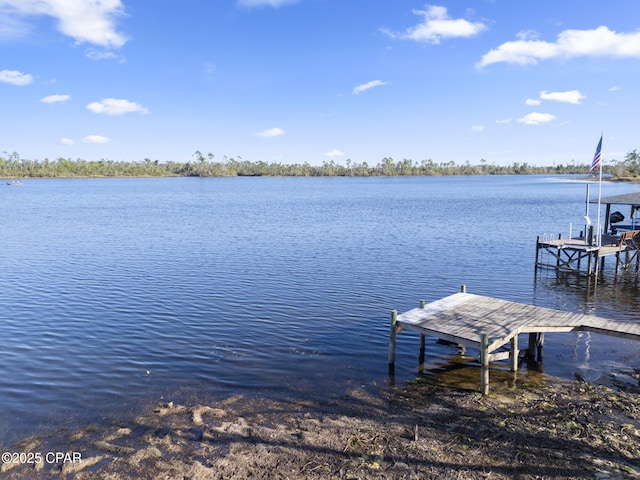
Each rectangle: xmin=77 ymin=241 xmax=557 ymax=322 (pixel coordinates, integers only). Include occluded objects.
xmin=585 ymin=183 xmax=590 ymax=240
xmin=590 ymin=134 xmax=603 ymax=247
xmin=596 ymin=133 xmax=603 ymax=247
xmin=596 ymin=151 xmax=602 ymax=246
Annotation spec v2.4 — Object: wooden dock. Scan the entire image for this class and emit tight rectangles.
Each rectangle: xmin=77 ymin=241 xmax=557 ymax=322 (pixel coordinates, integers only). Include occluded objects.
xmin=535 ymin=230 xmax=640 ymax=276
xmin=535 ymin=190 xmax=640 ymax=276
xmin=388 ymin=286 xmax=640 ymax=394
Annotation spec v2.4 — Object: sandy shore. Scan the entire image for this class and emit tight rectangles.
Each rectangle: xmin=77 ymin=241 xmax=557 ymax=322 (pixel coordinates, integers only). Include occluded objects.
xmin=1 ymin=376 xmax=639 ymax=479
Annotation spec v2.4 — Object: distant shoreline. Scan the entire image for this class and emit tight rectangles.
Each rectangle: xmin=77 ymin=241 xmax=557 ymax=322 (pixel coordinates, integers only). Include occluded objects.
xmin=4 ymin=174 xmax=640 ymax=184
xmin=0 ymin=154 xmax=602 ymax=178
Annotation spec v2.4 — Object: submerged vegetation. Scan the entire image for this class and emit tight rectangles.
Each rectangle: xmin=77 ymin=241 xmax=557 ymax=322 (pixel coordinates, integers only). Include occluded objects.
xmin=2 ymin=149 xmax=640 ymax=179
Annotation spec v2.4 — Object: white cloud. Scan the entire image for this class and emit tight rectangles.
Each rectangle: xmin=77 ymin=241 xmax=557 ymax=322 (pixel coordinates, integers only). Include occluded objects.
xmin=85 ymin=48 xmax=125 ymax=63
xmin=516 ymin=30 xmax=540 ymax=41
xmin=518 ymin=112 xmax=556 ymax=125
xmin=82 ymin=135 xmax=110 ymax=144
xmin=525 ymin=98 xmax=541 ymax=106
xmin=471 ymin=125 xmax=485 ymax=132
xmin=609 ymin=85 xmax=621 ymax=92
xmin=324 ymin=149 xmax=344 ymax=158
xmin=59 ymin=137 xmax=75 ymax=145
xmin=0 ymin=0 xmax=128 ymax=48
xmin=0 ymin=11 xmax=29 ymax=38
xmin=540 ymin=90 xmax=585 ymax=104
xmin=237 ymin=0 xmax=298 ymax=7
xmin=87 ymin=98 xmax=150 ymax=115
xmin=496 ymin=118 xmax=512 ymax=125
xmin=479 ymin=26 xmax=640 ymax=67
xmin=382 ymin=5 xmax=487 ymax=44
xmin=352 ymin=80 xmax=389 ymax=95
xmin=0 ymin=69 xmax=33 ymax=85
xmin=41 ymin=94 xmax=70 ymax=104
xmin=256 ymin=127 xmax=285 ymax=138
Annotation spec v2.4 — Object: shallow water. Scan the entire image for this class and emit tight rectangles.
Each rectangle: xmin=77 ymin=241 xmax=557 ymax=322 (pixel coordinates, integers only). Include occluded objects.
xmin=1 ymin=175 xmax=639 ymax=443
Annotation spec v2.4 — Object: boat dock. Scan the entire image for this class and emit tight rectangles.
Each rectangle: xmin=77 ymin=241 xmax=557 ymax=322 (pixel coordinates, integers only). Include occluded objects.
xmin=535 ymin=191 xmax=640 ymax=276
xmin=388 ymin=286 xmax=640 ymax=394
xmin=534 ymin=230 xmax=639 ymax=276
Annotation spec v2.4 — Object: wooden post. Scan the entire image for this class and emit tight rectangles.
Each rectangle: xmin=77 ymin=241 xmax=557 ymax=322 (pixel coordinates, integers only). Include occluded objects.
xmin=418 ymin=334 xmax=426 ymax=372
xmin=537 ymin=332 xmax=545 ymax=361
xmin=510 ymin=335 xmax=519 ymax=372
xmin=480 ymin=332 xmax=489 ymax=395
xmin=587 ymin=226 xmax=594 ymax=275
xmin=455 ymin=285 xmax=468 ymax=352
xmin=388 ymin=310 xmax=398 ymax=374
xmin=535 ymin=236 xmax=540 ymax=269
xmin=527 ymin=333 xmax=537 ymax=358
xmin=418 ymin=300 xmax=426 ymax=370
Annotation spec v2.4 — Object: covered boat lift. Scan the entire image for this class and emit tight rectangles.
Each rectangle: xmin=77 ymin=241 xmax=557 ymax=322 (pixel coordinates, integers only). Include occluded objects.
xmin=591 ymin=192 xmax=640 ymax=234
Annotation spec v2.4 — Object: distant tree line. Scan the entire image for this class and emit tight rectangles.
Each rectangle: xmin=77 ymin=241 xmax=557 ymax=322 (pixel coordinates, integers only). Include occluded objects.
xmin=1 ymin=149 xmax=637 ymax=179
xmin=610 ymin=150 xmax=640 ymax=178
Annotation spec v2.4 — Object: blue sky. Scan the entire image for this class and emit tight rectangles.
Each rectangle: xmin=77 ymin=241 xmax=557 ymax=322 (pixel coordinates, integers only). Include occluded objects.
xmin=1 ymin=0 xmax=639 ymax=166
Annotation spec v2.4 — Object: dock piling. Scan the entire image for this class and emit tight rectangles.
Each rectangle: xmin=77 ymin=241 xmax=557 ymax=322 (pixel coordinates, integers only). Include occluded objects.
xmin=480 ymin=332 xmax=489 ymax=395
xmin=418 ymin=334 xmax=426 ymax=372
xmin=510 ymin=335 xmax=519 ymax=372
xmin=388 ymin=310 xmax=398 ymax=374
xmin=537 ymin=333 xmax=545 ymax=361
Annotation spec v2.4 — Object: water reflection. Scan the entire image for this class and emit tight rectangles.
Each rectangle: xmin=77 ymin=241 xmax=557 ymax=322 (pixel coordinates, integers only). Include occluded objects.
xmin=414 ymin=350 xmax=551 ymax=393
xmin=533 ymin=266 xmax=640 ymax=320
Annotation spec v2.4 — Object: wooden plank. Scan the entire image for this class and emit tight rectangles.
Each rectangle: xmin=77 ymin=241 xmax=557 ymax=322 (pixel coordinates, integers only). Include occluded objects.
xmin=488 ymin=351 xmax=511 ymax=361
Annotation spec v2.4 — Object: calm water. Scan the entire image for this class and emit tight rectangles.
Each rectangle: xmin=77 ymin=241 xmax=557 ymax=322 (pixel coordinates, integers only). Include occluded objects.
xmin=1 ymin=175 xmax=639 ymax=443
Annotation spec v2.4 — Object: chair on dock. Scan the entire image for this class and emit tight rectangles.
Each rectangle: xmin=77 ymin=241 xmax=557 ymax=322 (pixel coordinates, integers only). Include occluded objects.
xmin=615 ymin=229 xmax=640 ymax=273
xmin=617 ymin=229 xmax=640 ymax=248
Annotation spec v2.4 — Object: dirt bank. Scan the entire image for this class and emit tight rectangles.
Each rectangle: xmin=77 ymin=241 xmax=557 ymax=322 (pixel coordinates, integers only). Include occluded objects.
xmin=2 ymin=377 xmax=639 ymax=479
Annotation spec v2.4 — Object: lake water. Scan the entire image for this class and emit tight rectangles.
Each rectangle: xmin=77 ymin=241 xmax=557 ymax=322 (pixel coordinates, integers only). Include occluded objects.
xmin=1 ymin=175 xmax=639 ymax=444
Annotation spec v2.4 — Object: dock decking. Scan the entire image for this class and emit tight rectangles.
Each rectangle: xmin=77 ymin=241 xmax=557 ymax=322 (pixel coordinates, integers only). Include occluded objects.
xmin=388 ymin=287 xmax=640 ymax=394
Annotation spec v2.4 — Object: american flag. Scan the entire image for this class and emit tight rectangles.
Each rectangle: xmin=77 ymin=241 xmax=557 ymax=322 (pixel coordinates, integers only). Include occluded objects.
xmin=590 ymin=135 xmax=602 ymax=172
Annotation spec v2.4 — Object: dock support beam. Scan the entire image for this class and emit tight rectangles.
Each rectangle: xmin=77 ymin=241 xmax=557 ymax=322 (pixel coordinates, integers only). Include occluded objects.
xmin=480 ymin=332 xmax=489 ymax=395
xmin=526 ymin=332 xmax=545 ymax=361
xmin=418 ymin=335 xmax=426 ymax=372
xmin=418 ymin=300 xmax=426 ymax=370
xmin=388 ymin=310 xmax=397 ymax=374
xmin=510 ymin=335 xmax=519 ymax=372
